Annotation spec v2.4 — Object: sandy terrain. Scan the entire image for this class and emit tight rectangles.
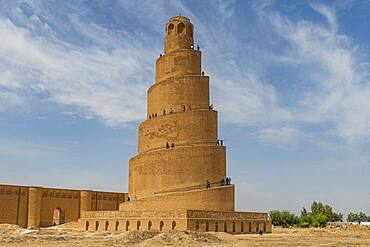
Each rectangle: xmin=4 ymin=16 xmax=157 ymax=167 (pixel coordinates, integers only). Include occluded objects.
xmin=1 ymin=224 xmax=370 ymax=247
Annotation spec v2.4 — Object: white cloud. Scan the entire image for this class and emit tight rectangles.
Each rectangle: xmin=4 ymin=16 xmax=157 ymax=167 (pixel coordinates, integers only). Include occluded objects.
xmin=255 ymin=126 xmax=299 ymax=144
xmin=0 ymin=12 xmax=156 ymax=125
xmin=213 ymin=73 xmax=292 ymax=126
xmin=2 ymin=1 xmax=370 ymax=143
xmin=0 ymin=91 xmax=24 ymax=111
xmin=310 ymin=2 xmax=337 ymax=29
xmin=270 ymin=4 xmax=370 ymax=141
xmin=216 ymin=0 xmax=237 ymax=20
xmin=1 ymin=1 xmax=288 ymax=132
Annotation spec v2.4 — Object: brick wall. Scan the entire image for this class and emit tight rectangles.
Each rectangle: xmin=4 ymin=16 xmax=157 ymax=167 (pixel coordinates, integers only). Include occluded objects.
xmin=0 ymin=184 xmax=127 ymax=228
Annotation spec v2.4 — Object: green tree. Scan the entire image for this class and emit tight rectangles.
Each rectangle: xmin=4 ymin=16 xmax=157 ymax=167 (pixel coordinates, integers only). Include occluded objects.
xmin=310 ymin=201 xmax=343 ymax=222
xmin=299 ymin=212 xmax=313 ymax=228
xmin=311 ymin=201 xmax=324 ymax=215
xmin=299 ymin=201 xmax=343 ymax=227
xmin=269 ymin=210 xmax=299 ymax=228
xmin=331 ymin=212 xmax=343 ymax=222
xmin=272 ymin=202 xmax=343 ymax=228
xmin=301 ymin=207 xmax=308 ymax=217
xmin=347 ymin=212 xmax=359 ymax=223
xmin=348 ymin=212 xmax=368 ymax=224
xmin=311 ymin=213 xmax=328 ymax=227
xmin=358 ymin=212 xmax=368 ymax=223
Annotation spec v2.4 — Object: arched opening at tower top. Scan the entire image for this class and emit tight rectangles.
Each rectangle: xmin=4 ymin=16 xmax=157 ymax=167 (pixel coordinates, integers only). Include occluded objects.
xmin=167 ymin=23 xmax=174 ymax=35
xmin=177 ymin=23 xmax=185 ymax=34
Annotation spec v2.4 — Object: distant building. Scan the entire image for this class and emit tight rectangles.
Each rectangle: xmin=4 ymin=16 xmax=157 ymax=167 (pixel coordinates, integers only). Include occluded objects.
xmin=327 ymin=222 xmax=351 ymax=227
xmin=327 ymin=222 xmax=370 ymax=227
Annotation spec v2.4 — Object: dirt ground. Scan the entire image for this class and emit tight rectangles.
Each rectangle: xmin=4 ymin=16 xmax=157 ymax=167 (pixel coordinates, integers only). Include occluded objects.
xmin=1 ymin=224 xmax=370 ymax=247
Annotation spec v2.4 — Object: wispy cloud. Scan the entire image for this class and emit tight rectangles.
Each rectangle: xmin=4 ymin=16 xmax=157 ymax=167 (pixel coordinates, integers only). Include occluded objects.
xmin=216 ymin=0 xmax=237 ymax=20
xmin=254 ymin=126 xmax=299 ymax=144
xmin=0 ymin=91 xmax=24 ymax=111
xmin=213 ymin=72 xmax=292 ymax=126
xmin=311 ymin=2 xmax=336 ymax=29
xmin=2 ymin=1 xmax=370 ymax=143
xmin=270 ymin=3 xmax=370 ymax=141
xmin=0 ymin=3 xmax=157 ymax=125
xmin=1 ymin=0 xmax=285 ymax=130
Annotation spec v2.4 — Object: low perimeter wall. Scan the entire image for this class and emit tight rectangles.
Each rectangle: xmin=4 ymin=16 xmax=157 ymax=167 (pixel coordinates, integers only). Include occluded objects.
xmin=0 ymin=184 xmax=127 ymax=228
xmin=79 ymin=209 xmax=272 ymax=234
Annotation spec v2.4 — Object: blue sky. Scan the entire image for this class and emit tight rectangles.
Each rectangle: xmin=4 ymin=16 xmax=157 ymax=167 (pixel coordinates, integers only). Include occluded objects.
xmin=1 ymin=0 xmax=370 ymax=217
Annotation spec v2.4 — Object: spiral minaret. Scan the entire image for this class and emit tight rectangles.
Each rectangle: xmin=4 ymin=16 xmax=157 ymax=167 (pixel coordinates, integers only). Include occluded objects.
xmin=126 ymin=16 xmax=234 ymax=211
xmin=78 ymin=16 xmax=271 ymax=233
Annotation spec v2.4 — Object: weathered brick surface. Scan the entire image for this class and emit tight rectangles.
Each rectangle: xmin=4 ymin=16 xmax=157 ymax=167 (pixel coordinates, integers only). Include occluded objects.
xmin=0 ymin=184 xmax=127 ymax=228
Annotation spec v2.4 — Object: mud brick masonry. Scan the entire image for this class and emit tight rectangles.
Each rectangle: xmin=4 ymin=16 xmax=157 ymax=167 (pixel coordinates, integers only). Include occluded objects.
xmin=0 ymin=16 xmax=271 ymax=234
xmin=0 ymin=184 xmax=127 ymax=228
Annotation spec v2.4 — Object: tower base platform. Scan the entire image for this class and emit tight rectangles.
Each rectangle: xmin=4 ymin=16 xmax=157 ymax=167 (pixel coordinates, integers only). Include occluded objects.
xmin=78 ymin=209 xmax=272 ymax=234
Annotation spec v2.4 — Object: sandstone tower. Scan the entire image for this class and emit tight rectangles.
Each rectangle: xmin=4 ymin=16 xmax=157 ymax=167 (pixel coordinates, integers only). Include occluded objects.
xmin=125 ymin=16 xmax=233 ymax=211
xmin=76 ymin=16 xmax=271 ymax=234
